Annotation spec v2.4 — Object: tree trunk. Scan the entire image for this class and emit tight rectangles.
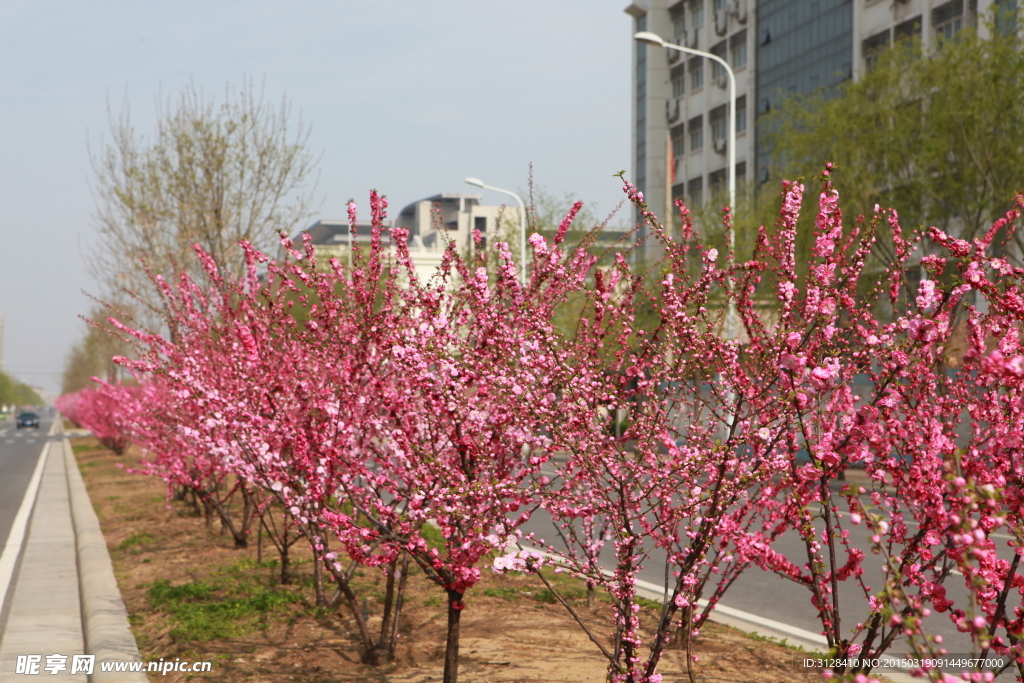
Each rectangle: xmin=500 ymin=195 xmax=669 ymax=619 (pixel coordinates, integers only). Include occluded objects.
xmin=279 ymin=542 xmax=292 ymax=585
xmin=313 ymin=551 xmax=325 ymax=606
xmin=377 ymin=557 xmax=399 ymax=661
xmin=443 ymin=589 xmax=465 ymax=683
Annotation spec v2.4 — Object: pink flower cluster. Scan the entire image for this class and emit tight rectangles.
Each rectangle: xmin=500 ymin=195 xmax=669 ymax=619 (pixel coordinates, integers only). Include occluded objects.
xmin=56 ymin=174 xmax=1024 ymax=683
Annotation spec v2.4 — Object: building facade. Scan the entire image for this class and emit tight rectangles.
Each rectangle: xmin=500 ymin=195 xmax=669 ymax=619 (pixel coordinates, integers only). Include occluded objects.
xmin=298 ymin=193 xmax=517 ymax=283
xmin=626 ymin=0 xmax=756 ymax=251
xmin=855 ymin=0 xmax=1003 ymax=78
xmin=627 ymin=0 xmax=1004 ymax=256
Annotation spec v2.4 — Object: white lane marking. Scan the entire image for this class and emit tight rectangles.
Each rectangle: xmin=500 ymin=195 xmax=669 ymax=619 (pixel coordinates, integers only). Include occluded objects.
xmin=521 ymin=542 xmax=832 ymax=647
xmin=25 ymin=439 xmax=36 ymax=444
xmin=0 ymin=442 xmax=51 ymax=616
xmin=4 ymin=440 xmax=13 ymax=444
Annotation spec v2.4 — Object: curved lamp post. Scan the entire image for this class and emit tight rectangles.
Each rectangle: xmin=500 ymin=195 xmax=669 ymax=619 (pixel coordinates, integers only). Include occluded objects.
xmin=633 ymin=29 xmax=737 ymax=343
xmin=464 ymin=177 xmax=527 ymax=284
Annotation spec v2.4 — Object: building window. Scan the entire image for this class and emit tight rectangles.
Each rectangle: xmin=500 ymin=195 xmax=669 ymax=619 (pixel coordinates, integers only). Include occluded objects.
xmin=713 ymin=0 xmax=725 ymax=11
xmin=711 ymin=41 xmax=727 ymax=82
xmin=691 ymin=0 xmax=704 ymax=28
xmin=996 ymin=0 xmax=1018 ymax=36
xmin=689 ymin=115 xmax=703 ymax=151
xmin=736 ymin=161 xmax=747 ymax=185
xmin=709 ymin=168 xmax=727 ymax=196
xmin=688 ymin=176 xmax=703 ymax=206
xmin=895 ymin=16 xmax=922 ymax=43
xmin=863 ymin=30 xmax=891 ymax=73
xmin=710 ymin=105 xmax=727 ymax=146
xmin=934 ymin=1 xmax=965 ymax=42
xmin=474 ymin=216 xmax=488 ymax=250
xmin=671 ymin=3 xmax=687 ymax=43
xmin=671 ymin=64 xmax=686 ymax=98
xmin=689 ymin=56 xmax=704 ymax=90
xmin=730 ymin=30 xmax=747 ymax=69
xmin=671 ymin=123 xmax=686 ymax=159
xmin=735 ymin=95 xmax=747 ymax=134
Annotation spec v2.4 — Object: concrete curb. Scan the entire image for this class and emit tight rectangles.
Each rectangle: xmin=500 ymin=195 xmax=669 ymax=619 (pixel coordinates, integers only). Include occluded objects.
xmin=63 ymin=437 xmax=148 ymax=683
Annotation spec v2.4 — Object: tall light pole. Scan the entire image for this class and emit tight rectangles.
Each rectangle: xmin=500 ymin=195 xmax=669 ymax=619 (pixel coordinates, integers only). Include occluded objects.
xmin=633 ymin=30 xmax=737 ymax=343
xmin=464 ymin=177 xmax=527 ymax=285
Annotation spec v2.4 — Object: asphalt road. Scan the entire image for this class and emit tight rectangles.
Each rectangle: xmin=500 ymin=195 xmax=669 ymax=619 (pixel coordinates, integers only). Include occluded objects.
xmin=520 ymin=462 xmax=1020 ymax=679
xmin=0 ymin=412 xmax=56 ymax=636
xmin=0 ymin=413 xmax=54 ymax=551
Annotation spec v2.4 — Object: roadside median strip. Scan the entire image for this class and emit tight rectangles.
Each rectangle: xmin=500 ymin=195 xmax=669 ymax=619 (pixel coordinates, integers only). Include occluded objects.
xmin=63 ymin=435 xmax=148 ymax=682
xmin=0 ymin=419 xmax=147 ymax=682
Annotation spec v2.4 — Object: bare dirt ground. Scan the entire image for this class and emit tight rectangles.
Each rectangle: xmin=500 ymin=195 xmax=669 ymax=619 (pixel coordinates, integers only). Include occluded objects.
xmin=74 ymin=435 xmax=847 ymax=682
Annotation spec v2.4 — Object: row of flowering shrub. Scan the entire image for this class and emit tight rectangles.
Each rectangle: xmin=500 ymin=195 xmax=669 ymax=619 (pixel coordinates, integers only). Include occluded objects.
xmin=59 ymin=171 xmax=1024 ymax=683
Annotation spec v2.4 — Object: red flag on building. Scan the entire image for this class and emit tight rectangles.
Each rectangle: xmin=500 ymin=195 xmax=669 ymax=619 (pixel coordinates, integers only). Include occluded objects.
xmin=666 ymin=130 xmax=676 ymax=186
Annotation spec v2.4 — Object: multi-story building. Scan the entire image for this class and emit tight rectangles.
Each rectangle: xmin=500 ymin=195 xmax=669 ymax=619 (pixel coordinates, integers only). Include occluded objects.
xmin=626 ymin=0 xmax=756 ymax=252
xmin=297 ymin=193 xmax=517 ymax=283
xmin=627 ymin=0 xmax=1004 ymax=258
xmin=856 ymin=0 xmax=1003 ymax=77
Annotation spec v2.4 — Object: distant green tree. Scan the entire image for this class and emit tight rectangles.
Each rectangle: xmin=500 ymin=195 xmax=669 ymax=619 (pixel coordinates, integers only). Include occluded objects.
xmin=0 ymin=372 xmax=43 ymax=407
xmin=519 ymin=186 xmax=636 ymax=344
xmin=761 ymin=9 xmax=1024 ymax=262
xmin=61 ymin=305 xmax=133 ymax=395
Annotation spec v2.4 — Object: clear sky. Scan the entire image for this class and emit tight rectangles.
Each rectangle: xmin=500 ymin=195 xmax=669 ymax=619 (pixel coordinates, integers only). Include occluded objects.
xmin=0 ymin=1 xmax=633 ymax=395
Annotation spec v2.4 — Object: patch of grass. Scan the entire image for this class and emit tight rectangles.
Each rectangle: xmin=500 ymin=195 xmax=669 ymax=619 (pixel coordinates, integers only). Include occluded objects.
xmin=421 ymin=523 xmax=446 ymax=551
xmin=105 ymin=495 xmax=120 ymax=501
xmin=636 ymin=596 xmax=662 ymax=610
xmin=72 ymin=443 xmax=103 ymax=454
xmin=118 ymin=532 xmax=156 ymax=552
xmin=483 ymin=586 xmax=523 ymax=602
xmin=145 ymin=559 xmax=297 ymax=642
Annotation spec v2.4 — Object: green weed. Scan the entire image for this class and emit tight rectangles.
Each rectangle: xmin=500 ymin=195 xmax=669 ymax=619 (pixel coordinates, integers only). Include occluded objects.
xmin=482 ymin=587 xmax=523 ymax=602
xmin=145 ymin=559 xmax=296 ymax=642
xmin=421 ymin=523 xmax=446 ymax=550
xmin=118 ymin=532 xmax=156 ymax=552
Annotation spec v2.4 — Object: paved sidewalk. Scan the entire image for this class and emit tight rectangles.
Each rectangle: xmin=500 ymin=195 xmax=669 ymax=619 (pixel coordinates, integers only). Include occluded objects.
xmin=0 ymin=430 xmax=146 ymax=682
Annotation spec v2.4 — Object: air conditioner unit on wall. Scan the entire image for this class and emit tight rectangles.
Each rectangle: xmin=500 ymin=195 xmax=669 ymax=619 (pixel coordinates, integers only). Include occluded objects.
xmin=668 ymin=45 xmax=682 ymax=64
xmin=667 ymin=99 xmax=681 ymax=124
xmin=715 ymin=9 xmax=728 ymax=36
xmin=686 ymin=27 xmax=699 ymax=48
xmin=715 ymin=74 xmax=728 ymax=89
xmin=713 ymin=137 xmax=727 ymax=154
xmin=729 ymin=0 xmax=748 ymax=24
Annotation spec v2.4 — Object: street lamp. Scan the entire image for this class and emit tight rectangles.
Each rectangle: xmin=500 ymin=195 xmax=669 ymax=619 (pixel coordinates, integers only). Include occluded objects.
xmin=464 ymin=177 xmax=527 ymax=285
xmin=633 ymin=30 xmax=737 ymax=342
